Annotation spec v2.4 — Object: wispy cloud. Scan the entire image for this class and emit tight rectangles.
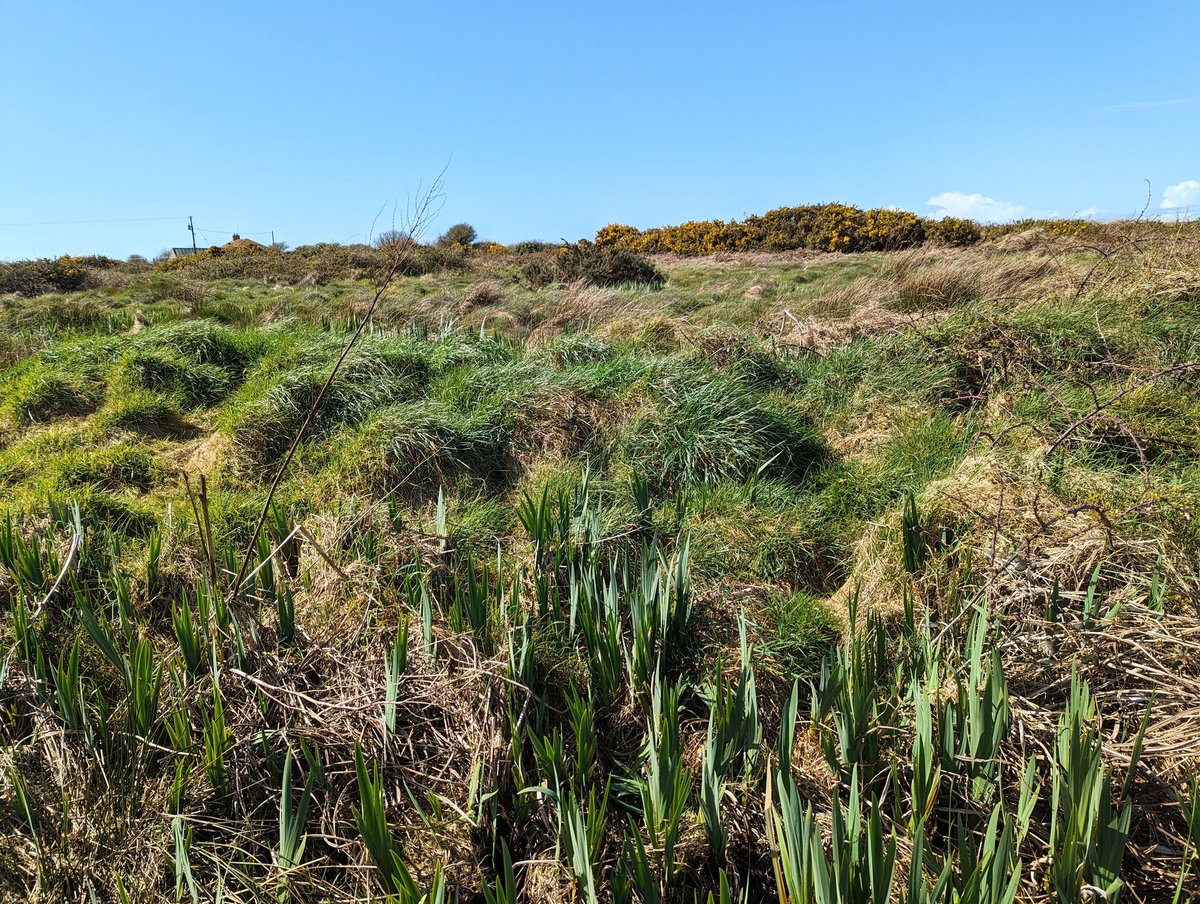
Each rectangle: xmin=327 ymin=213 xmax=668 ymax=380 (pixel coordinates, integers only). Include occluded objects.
xmin=1161 ymin=180 xmax=1200 ymax=211
xmin=1102 ymin=98 xmax=1193 ymax=112
xmin=927 ymin=191 xmax=1026 ymax=223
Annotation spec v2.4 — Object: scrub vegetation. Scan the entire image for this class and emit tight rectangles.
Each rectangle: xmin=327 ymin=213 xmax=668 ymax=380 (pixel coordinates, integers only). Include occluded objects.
xmin=2 ymin=215 xmax=1200 ymax=902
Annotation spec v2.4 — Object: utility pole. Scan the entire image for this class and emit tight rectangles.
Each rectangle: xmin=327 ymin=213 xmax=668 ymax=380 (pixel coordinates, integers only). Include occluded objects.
xmin=271 ymin=230 xmax=275 ymax=248
xmin=188 ymin=216 xmax=197 ymax=253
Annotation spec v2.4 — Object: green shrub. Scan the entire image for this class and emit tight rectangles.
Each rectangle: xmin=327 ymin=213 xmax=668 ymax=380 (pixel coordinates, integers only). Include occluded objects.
xmin=436 ymin=223 xmax=478 ymax=247
xmin=926 ymin=217 xmax=982 ymax=247
xmin=742 ymin=206 xmax=823 ymax=251
xmin=509 ymin=243 xmax=663 ymax=289
xmin=510 ymin=250 xmax=560 ymax=289
xmin=508 ymin=240 xmax=557 ymax=254
xmin=556 ymin=242 xmax=664 ymax=287
xmin=0 ymin=257 xmax=100 ymax=296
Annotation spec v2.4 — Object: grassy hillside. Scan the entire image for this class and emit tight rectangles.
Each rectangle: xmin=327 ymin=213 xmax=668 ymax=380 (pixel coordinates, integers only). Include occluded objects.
xmin=2 ymin=230 xmax=1200 ymax=901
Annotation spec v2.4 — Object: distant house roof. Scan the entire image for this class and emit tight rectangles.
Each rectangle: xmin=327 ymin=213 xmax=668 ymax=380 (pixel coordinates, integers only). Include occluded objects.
xmin=168 ymin=247 xmax=202 ymax=258
xmin=223 ymin=234 xmax=267 ymax=251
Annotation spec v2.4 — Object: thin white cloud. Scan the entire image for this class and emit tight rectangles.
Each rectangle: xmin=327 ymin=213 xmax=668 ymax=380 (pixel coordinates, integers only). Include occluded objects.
xmin=927 ymin=191 xmax=1026 ymax=223
xmin=1103 ymin=98 xmax=1192 ymax=112
xmin=1161 ymin=180 xmax=1200 ymax=210
xmin=1074 ymin=205 xmax=1103 ymax=219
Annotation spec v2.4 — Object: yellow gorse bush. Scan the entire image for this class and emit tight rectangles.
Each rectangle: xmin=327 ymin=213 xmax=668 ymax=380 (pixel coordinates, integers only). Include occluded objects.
xmin=863 ymin=209 xmax=926 ymax=251
xmin=925 ymin=217 xmax=982 ymax=247
xmin=596 ymin=203 xmax=939 ymax=256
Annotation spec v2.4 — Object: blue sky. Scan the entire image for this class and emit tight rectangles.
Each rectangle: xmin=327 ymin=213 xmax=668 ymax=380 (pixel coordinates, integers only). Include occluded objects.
xmin=2 ymin=1 xmax=1198 ymax=260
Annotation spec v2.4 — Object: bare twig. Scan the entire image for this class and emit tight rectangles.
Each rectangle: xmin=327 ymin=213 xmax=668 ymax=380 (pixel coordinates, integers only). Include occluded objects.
xmin=226 ymin=174 xmax=446 ymax=604
xmin=1044 ymin=362 xmax=1200 ymax=459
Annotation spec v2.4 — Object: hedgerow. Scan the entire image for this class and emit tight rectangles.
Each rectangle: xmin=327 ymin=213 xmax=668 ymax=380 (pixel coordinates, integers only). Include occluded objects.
xmin=155 ymin=241 xmax=470 ymax=283
xmin=595 ymin=204 xmax=942 ymax=256
xmin=0 ymin=256 xmax=106 ymax=296
xmin=590 ymin=203 xmax=1147 ymax=256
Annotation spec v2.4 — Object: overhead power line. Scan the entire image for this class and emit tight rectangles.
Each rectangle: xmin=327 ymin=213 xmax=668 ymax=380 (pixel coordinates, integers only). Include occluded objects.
xmin=0 ymin=216 xmax=187 ymax=228
xmin=0 ymin=218 xmax=274 ymax=236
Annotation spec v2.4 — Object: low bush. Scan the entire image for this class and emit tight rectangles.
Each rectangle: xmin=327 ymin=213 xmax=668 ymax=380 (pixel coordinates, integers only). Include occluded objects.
xmin=594 ymin=223 xmax=642 ymax=248
xmin=0 ymin=257 xmax=100 ymax=296
xmin=509 ymin=250 xmax=560 ymax=289
xmin=436 ymin=223 xmax=479 ymax=247
xmin=508 ymin=240 xmax=558 ymax=254
xmin=925 ymin=216 xmax=982 ymax=247
xmin=742 ymin=206 xmax=822 ymax=251
xmin=154 ymin=241 xmax=470 ymax=284
xmin=555 ymin=242 xmax=664 ymax=287
xmin=509 ymin=243 xmax=662 ymax=289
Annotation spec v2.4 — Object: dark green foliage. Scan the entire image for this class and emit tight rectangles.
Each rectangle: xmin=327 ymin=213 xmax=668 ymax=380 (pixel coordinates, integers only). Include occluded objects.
xmin=507 ymin=240 xmax=556 ymax=254
xmin=510 ymin=250 xmax=561 ymax=289
xmin=0 ymin=257 xmax=102 ymax=296
xmin=511 ymin=242 xmax=663 ymax=289
xmin=926 ymin=216 xmax=983 ymax=247
xmin=556 ymin=242 xmax=664 ymax=287
xmin=436 ymin=223 xmax=479 ymax=247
